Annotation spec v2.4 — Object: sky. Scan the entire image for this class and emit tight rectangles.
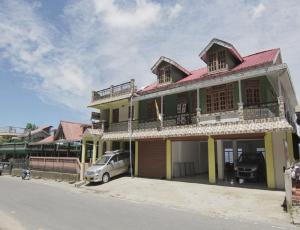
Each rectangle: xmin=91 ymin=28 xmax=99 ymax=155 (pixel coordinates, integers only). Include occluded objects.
xmin=0 ymin=0 xmax=300 ymax=128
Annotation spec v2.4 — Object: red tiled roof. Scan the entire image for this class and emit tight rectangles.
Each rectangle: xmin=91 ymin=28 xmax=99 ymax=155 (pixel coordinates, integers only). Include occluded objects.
xmin=139 ymin=48 xmax=280 ymax=94
xmin=60 ymin=120 xmax=90 ymax=142
xmin=34 ymin=135 xmax=54 ymax=144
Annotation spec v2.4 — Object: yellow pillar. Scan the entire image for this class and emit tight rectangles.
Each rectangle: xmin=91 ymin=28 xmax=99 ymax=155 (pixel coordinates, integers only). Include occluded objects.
xmin=107 ymin=141 xmax=112 ymax=151
xmin=166 ymin=140 xmax=172 ymax=180
xmin=287 ymin=131 xmax=295 ymax=164
xmin=92 ymin=139 xmax=97 ymax=164
xmin=264 ymin=132 xmax=275 ymax=189
xmin=109 ymin=108 xmax=113 ymax=124
xmin=208 ymin=136 xmax=216 ymax=184
xmin=134 ymin=141 xmax=139 ymax=177
xmin=98 ymin=140 xmax=103 ymax=158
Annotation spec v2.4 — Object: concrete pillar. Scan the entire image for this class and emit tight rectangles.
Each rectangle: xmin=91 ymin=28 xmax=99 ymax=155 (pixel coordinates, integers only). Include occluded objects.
xmin=98 ymin=140 xmax=103 ymax=158
xmin=80 ymin=139 xmax=86 ymax=180
xmin=217 ymin=140 xmax=224 ymax=180
xmin=107 ymin=141 xmax=112 ymax=151
xmin=208 ymin=136 xmax=216 ymax=184
xmin=134 ymin=141 xmax=139 ymax=177
xmin=161 ymin=96 xmax=164 ymax=128
xmin=166 ymin=139 xmax=172 ymax=180
xmin=233 ymin=140 xmax=238 ymax=167
xmin=287 ymin=131 xmax=295 ymax=165
xmin=92 ymin=139 xmax=97 ymax=164
xmin=264 ymin=132 xmax=275 ymax=189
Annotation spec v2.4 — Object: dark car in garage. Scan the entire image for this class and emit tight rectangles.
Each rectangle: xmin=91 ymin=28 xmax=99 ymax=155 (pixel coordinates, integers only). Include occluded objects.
xmin=235 ymin=152 xmax=266 ymax=182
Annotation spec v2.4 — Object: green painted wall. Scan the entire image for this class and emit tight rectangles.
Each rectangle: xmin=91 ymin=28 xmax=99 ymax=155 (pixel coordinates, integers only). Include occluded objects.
xmin=164 ymin=94 xmax=177 ymax=117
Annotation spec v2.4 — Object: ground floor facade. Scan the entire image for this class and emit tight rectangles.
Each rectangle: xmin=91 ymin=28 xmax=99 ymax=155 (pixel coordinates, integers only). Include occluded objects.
xmin=82 ymin=128 xmax=299 ymax=190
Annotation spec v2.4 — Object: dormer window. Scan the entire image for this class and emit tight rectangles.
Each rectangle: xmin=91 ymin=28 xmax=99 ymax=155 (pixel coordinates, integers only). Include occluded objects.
xmin=208 ymin=50 xmax=226 ymax=72
xmin=158 ymin=66 xmax=171 ymax=84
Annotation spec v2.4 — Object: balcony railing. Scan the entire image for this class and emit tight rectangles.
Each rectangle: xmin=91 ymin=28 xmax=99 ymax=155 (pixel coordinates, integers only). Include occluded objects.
xmin=91 ymin=80 xmax=136 ymax=103
xmin=0 ymin=126 xmax=25 ymax=135
xmin=90 ymin=100 xmax=283 ymax=133
xmin=243 ymin=101 xmax=279 ymax=120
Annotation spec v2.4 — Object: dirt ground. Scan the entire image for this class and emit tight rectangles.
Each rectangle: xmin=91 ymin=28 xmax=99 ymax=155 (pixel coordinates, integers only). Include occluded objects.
xmin=24 ymin=176 xmax=293 ymax=226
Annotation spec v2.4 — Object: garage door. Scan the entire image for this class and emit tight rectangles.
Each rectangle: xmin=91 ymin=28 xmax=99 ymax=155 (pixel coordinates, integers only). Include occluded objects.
xmin=138 ymin=140 xmax=166 ymax=178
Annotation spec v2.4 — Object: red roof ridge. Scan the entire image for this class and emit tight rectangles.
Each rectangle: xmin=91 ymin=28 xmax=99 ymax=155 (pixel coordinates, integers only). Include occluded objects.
xmin=242 ymin=48 xmax=280 ymax=58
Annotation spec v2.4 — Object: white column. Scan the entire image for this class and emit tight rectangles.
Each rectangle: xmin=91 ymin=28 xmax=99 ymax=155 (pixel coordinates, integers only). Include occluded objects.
xmin=233 ymin=140 xmax=238 ymax=167
xmin=278 ymin=76 xmax=282 ymax=97
xmin=196 ymin=88 xmax=200 ymax=110
xmin=238 ymin=80 xmax=242 ymax=103
xmin=161 ymin=96 xmax=164 ymax=128
xmin=217 ymin=140 xmax=224 ymax=180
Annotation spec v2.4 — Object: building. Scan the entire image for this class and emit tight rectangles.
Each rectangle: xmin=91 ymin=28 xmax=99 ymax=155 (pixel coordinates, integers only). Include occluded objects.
xmin=29 ymin=121 xmax=90 ymax=159
xmin=83 ymin=38 xmax=299 ymax=189
xmin=0 ymin=125 xmax=52 ymax=161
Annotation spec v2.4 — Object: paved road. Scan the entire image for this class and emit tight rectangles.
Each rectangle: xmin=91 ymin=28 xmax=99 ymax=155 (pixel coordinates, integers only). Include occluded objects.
xmin=0 ymin=176 xmax=294 ymax=230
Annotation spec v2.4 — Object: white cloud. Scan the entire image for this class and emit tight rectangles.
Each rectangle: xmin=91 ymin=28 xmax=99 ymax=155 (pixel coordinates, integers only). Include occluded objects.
xmin=253 ymin=2 xmax=266 ymax=18
xmin=93 ymin=0 xmax=161 ymax=29
xmin=169 ymin=3 xmax=183 ymax=19
xmin=0 ymin=0 xmax=300 ymax=118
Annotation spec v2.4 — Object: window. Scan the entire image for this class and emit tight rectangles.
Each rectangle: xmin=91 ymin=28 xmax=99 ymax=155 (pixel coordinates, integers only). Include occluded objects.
xmin=218 ymin=51 xmax=226 ymax=69
xmin=158 ymin=66 xmax=171 ymax=84
xmin=112 ymin=109 xmax=119 ymax=123
xmin=206 ymin=84 xmax=235 ymax=113
xmin=245 ymin=80 xmax=260 ymax=106
xmin=208 ymin=50 xmax=227 ymax=72
xmin=208 ymin=53 xmax=217 ymax=71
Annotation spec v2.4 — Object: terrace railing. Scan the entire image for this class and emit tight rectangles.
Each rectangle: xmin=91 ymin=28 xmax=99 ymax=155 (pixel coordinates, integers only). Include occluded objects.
xmin=243 ymin=101 xmax=279 ymax=120
xmin=91 ymin=79 xmax=136 ymax=103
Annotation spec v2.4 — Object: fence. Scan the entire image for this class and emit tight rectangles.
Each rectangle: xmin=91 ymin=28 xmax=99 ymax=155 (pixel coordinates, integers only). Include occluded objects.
xmin=29 ymin=157 xmax=81 ymax=174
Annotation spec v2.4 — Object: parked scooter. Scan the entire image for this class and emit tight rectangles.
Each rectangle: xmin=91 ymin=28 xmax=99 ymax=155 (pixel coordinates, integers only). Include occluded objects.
xmin=21 ymin=168 xmax=31 ymax=180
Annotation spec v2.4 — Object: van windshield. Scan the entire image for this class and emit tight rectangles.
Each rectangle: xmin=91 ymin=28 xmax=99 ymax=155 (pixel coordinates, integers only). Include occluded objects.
xmin=95 ymin=155 xmax=111 ymax=165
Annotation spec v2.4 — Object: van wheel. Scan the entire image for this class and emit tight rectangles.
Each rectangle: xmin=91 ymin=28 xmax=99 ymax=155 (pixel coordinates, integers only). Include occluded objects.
xmin=102 ymin=173 xmax=110 ymax=183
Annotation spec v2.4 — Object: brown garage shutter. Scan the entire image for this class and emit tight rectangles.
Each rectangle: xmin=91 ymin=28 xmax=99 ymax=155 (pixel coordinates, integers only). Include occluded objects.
xmin=138 ymin=140 xmax=166 ymax=179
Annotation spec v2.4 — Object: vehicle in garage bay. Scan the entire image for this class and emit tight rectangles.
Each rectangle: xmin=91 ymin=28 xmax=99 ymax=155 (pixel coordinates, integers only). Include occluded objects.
xmin=234 ymin=152 xmax=266 ymax=182
xmin=84 ymin=150 xmax=130 ymax=183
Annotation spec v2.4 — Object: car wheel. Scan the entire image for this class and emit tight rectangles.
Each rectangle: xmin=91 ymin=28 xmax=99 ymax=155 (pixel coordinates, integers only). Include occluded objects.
xmin=102 ymin=173 xmax=110 ymax=183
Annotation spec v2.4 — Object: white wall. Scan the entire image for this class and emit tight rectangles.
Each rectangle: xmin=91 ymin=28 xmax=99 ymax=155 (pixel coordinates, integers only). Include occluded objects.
xmin=172 ymin=141 xmax=208 ymax=177
xmin=272 ymin=131 xmax=288 ymax=189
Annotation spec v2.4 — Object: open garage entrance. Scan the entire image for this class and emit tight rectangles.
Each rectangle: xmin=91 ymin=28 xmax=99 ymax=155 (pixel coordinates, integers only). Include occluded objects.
xmin=172 ymin=141 xmax=209 ymax=182
xmin=219 ymin=139 xmax=267 ymax=187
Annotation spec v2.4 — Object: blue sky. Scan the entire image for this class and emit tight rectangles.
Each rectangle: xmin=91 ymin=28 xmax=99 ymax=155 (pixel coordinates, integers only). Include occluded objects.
xmin=0 ymin=0 xmax=300 ymax=128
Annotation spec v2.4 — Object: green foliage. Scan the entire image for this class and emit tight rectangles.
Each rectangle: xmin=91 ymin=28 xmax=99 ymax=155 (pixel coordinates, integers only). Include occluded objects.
xmin=26 ymin=123 xmax=38 ymax=131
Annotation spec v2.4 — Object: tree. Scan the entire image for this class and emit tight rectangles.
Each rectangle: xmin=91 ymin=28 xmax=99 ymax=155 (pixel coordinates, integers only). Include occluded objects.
xmin=26 ymin=123 xmax=38 ymax=131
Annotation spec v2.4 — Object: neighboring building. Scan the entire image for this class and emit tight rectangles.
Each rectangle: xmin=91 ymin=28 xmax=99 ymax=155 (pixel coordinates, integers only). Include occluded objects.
xmin=29 ymin=121 xmax=90 ymax=159
xmin=83 ymin=38 xmax=299 ymax=189
xmin=0 ymin=125 xmax=52 ymax=161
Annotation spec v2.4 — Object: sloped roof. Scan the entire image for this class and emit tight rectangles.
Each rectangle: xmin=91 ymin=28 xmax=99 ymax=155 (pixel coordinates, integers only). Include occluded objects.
xmin=199 ymin=38 xmax=244 ymax=63
xmin=151 ymin=56 xmax=191 ymax=75
xmin=33 ymin=135 xmax=54 ymax=144
xmin=139 ymin=48 xmax=280 ymax=94
xmin=58 ymin=120 xmax=90 ymax=142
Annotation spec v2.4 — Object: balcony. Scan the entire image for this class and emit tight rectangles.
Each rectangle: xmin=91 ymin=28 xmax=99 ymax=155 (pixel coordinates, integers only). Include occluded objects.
xmin=243 ymin=101 xmax=279 ymax=120
xmin=90 ymin=99 xmax=284 ymax=134
xmin=90 ymin=79 xmax=136 ymax=106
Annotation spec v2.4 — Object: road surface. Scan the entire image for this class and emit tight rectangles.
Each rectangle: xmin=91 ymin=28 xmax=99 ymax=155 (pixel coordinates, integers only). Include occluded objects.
xmin=0 ymin=176 xmax=294 ymax=230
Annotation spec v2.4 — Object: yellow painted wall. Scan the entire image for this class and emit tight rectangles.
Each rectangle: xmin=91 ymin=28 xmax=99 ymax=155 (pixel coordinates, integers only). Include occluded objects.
xmin=208 ymin=136 xmax=216 ymax=184
xmin=264 ymin=132 xmax=275 ymax=189
xmin=134 ymin=141 xmax=139 ymax=177
xmin=92 ymin=139 xmax=97 ymax=164
xmin=166 ymin=140 xmax=172 ymax=180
